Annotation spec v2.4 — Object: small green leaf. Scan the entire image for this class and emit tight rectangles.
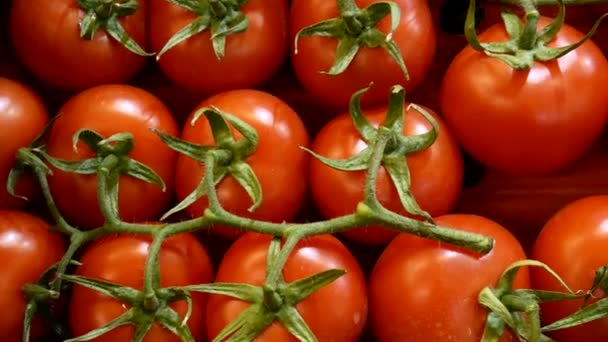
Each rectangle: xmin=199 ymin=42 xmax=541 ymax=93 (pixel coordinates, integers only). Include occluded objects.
xmin=6 ymin=164 xmax=29 ymax=201
xmin=105 ymin=16 xmax=152 ymax=56
xmin=80 ymin=11 xmax=104 ymax=40
xmin=211 ymin=304 xmax=270 ymax=342
xmin=379 ymin=33 xmax=409 ymax=80
xmin=60 ymin=274 xmax=139 ymax=302
xmin=303 ymin=146 xmax=372 ymax=172
xmin=98 ymin=132 xmax=136 ymax=156
xmin=365 ymin=2 xmax=399 ymax=31
xmin=277 ymin=306 xmax=318 ymax=342
xmin=156 ymin=306 xmax=195 ymax=342
xmin=479 ymin=288 xmax=517 ymax=330
xmin=160 ymin=167 xmax=227 ymax=220
xmin=229 ymin=161 xmax=262 ymax=212
xmin=157 ymin=15 xmax=212 ymax=59
xmin=65 ymin=311 xmax=133 ymax=342
xmin=501 ymin=9 xmax=523 ymax=39
xmin=123 ymin=158 xmax=166 ymax=191
xmin=294 ymin=19 xmax=345 ymax=55
xmin=210 ymin=12 xmax=249 ymax=59
xmin=542 ymin=296 xmax=608 ymax=332
xmin=536 ymin=0 xmax=565 ymax=45
xmin=154 ymin=129 xmax=212 ymax=162
xmin=464 ymin=0 xmax=484 ymax=51
xmin=324 ymin=36 xmax=360 ymax=75
xmin=72 ymin=129 xmax=104 ymax=153
xmin=164 ymin=0 xmax=203 ymax=13
xmin=222 ymin=112 xmax=259 ymax=158
xmin=42 ymin=155 xmax=100 ymax=175
xmin=182 ymin=283 xmax=262 ymax=302
xmin=284 ymin=269 xmax=346 ymax=304
xmin=131 ymin=321 xmax=154 ymax=342
xmin=383 ymin=155 xmax=433 ymax=221
xmin=348 ymin=84 xmax=377 ymax=141
xmin=193 ymin=107 xmax=236 ymax=148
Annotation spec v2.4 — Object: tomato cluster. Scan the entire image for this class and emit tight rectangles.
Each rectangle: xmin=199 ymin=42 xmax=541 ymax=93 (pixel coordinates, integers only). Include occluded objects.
xmin=2 ymin=0 xmax=608 ymax=341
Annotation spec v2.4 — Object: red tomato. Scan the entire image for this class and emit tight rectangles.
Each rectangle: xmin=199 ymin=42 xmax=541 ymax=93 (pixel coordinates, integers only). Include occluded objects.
xmin=149 ymin=0 xmax=288 ymax=94
xmin=69 ymin=232 xmax=213 ymax=342
xmin=369 ymin=214 xmax=530 ymax=341
xmin=440 ymin=16 xmax=608 ymax=176
xmin=0 ymin=210 xmax=66 ymax=341
xmin=45 ymin=85 xmax=179 ymax=229
xmin=530 ymin=195 xmax=608 ymax=342
xmin=175 ymin=89 xmax=309 ymax=239
xmin=9 ymin=0 xmax=147 ymax=91
xmin=289 ymin=0 xmax=436 ymax=111
xmin=206 ymin=233 xmax=368 ymax=341
xmin=309 ymin=103 xmax=463 ymax=244
xmin=0 ymin=78 xmax=48 ymax=209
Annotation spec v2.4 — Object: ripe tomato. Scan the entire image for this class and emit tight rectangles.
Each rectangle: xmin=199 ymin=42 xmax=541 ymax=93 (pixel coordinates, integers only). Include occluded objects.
xmin=289 ymin=0 xmax=436 ymax=111
xmin=0 ymin=78 xmax=48 ymax=209
xmin=0 ymin=209 xmax=66 ymax=341
xmin=45 ymin=84 xmax=179 ymax=229
xmin=206 ymin=233 xmax=368 ymax=341
xmin=149 ymin=0 xmax=288 ymax=94
xmin=369 ymin=214 xmax=530 ymax=341
xmin=69 ymin=232 xmax=213 ymax=342
xmin=440 ymin=16 xmax=608 ymax=175
xmin=530 ymin=195 xmax=608 ymax=342
xmin=309 ymin=103 xmax=463 ymax=244
xmin=175 ymin=89 xmax=309 ymax=239
xmin=9 ymin=0 xmax=147 ymax=91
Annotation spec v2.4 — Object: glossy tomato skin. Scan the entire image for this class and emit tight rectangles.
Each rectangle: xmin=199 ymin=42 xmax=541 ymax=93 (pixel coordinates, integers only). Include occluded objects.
xmin=176 ymin=89 xmax=309 ymax=239
xmin=530 ymin=195 xmax=608 ymax=342
xmin=149 ymin=0 xmax=288 ymax=94
xmin=0 ymin=210 xmax=66 ymax=341
xmin=440 ymin=16 xmax=608 ymax=176
xmin=0 ymin=78 xmax=48 ymax=209
xmin=289 ymin=0 xmax=436 ymax=111
xmin=206 ymin=233 xmax=368 ymax=341
xmin=9 ymin=0 xmax=147 ymax=91
xmin=369 ymin=214 xmax=530 ymax=341
xmin=69 ymin=232 xmax=213 ymax=342
xmin=309 ymin=104 xmax=463 ymax=244
xmin=45 ymin=85 xmax=179 ymax=228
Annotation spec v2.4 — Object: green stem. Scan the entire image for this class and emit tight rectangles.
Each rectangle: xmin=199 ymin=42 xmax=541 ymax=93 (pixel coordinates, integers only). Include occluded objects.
xmin=51 ymin=229 xmax=106 ymax=292
xmin=97 ymin=155 xmax=122 ymax=227
xmin=337 ymin=0 xmax=364 ymax=35
xmin=141 ymin=231 xmax=166 ymax=312
xmin=265 ymin=236 xmax=300 ymax=286
xmin=33 ymin=168 xmax=78 ymax=235
xmin=362 ymin=127 xmax=391 ymax=210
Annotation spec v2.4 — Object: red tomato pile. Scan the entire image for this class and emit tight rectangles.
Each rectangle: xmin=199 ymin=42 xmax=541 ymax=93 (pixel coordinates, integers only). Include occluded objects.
xmin=2 ymin=0 xmax=608 ymax=341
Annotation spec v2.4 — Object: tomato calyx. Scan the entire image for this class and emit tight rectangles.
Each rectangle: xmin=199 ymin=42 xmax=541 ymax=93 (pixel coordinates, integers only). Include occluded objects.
xmin=58 ymin=272 xmax=196 ymax=342
xmin=180 ymin=237 xmax=345 ymax=341
xmin=156 ymin=0 xmax=249 ymax=60
xmin=304 ymin=84 xmax=438 ymax=222
xmin=22 ymin=262 xmax=72 ymax=342
xmin=76 ymin=0 xmax=151 ymax=56
xmin=464 ymin=0 xmax=608 ymax=70
xmin=478 ymin=259 xmax=608 ymax=342
xmin=293 ymin=0 xmax=408 ymax=78
xmin=155 ymin=106 xmax=262 ymax=220
xmin=541 ymin=265 xmax=608 ymax=334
